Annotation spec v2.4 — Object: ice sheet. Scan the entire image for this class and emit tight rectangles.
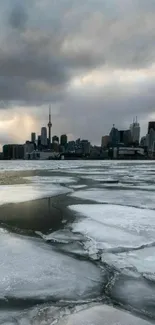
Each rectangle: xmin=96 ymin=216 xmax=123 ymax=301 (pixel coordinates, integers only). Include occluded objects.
xmin=70 ymin=188 xmax=155 ymax=209
xmin=102 ymin=246 xmax=155 ymax=274
xmin=111 ymin=276 xmax=155 ymax=318
xmin=69 ymin=204 xmax=155 ymax=251
xmin=24 ymin=176 xmax=77 ymax=184
xmin=0 ymin=228 xmax=102 ymax=301
xmin=57 ymin=305 xmax=151 ymax=325
xmin=36 ymin=229 xmax=85 ymax=243
xmin=69 ymin=185 xmax=87 ymax=189
xmin=0 ymin=183 xmax=71 ymax=205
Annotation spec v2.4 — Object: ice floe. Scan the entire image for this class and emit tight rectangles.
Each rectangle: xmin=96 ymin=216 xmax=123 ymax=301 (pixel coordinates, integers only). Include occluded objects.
xmin=69 ymin=204 xmax=155 ymax=251
xmin=102 ymin=246 xmax=155 ymax=274
xmin=57 ymin=305 xmax=151 ymax=325
xmin=24 ymin=176 xmax=77 ymax=184
xmin=0 ymin=228 xmax=102 ymax=301
xmin=0 ymin=183 xmax=71 ymax=205
xmin=70 ymin=188 xmax=155 ymax=209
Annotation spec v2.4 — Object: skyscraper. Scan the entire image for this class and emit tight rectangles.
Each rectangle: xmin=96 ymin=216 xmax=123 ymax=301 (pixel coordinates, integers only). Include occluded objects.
xmin=41 ymin=127 xmax=47 ymax=146
xmin=52 ymin=135 xmax=59 ymax=143
xmin=148 ymin=121 xmax=155 ymax=134
xmin=109 ymin=125 xmax=120 ymax=146
xmin=101 ymin=135 xmax=109 ymax=148
xmin=60 ymin=134 xmax=68 ymax=147
xmin=31 ymin=132 xmax=36 ymax=143
xmin=37 ymin=135 xmax=41 ymax=148
xmin=130 ymin=117 xmax=140 ymax=144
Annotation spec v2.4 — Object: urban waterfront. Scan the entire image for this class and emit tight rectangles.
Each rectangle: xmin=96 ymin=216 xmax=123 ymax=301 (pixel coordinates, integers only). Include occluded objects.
xmin=0 ymin=160 xmax=155 ymax=324
xmin=1 ymin=111 xmax=155 ymax=161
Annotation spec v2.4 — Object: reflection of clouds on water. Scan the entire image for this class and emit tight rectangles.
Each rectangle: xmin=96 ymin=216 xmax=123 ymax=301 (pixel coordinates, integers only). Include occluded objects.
xmin=0 ymin=183 xmax=71 ymax=205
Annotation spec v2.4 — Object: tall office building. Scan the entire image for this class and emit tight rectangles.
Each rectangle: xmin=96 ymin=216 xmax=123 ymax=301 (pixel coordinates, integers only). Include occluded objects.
xmin=101 ymin=135 xmax=109 ymax=148
xmin=3 ymin=144 xmax=24 ymax=159
xmin=130 ymin=117 xmax=140 ymax=144
xmin=119 ymin=130 xmax=132 ymax=146
xmin=52 ymin=135 xmax=59 ymax=143
xmin=60 ymin=134 xmax=68 ymax=147
xmin=148 ymin=128 xmax=155 ymax=150
xmin=41 ymin=127 xmax=47 ymax=146
xmin=109 ymin=125 xmax=120 ymax=146
xmin=148 ymin=121 xmax=155 ymax=134
xmin=31 ymin=132 xmax=36 ymax=143
xmin=37 ymin=135 xmax=41 ymax=148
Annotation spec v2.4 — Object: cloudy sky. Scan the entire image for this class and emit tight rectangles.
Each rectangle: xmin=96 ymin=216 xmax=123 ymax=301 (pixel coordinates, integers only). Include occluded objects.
xmin=0 ymin=0 xmax=155 ymax=148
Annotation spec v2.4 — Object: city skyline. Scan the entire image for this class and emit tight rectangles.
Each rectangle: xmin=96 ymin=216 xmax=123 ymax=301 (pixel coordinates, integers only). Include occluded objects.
xmin=3 ymin=117 xmax=155 ymax=160
xmin=0 ymin=112 xmax=150 ymax=150
xmin=0 ymin=1 xmax=155 ymax=148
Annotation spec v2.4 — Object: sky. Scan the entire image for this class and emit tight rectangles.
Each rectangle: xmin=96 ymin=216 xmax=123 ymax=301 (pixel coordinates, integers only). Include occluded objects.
xmin=0 ymin=0 xmax=155 ymax=148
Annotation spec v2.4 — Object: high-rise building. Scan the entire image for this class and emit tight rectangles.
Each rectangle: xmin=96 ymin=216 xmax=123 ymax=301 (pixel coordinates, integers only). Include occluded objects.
xmin=37 ymin=135 xmax=41 ymax=148
xmin=52 ymin=135 xmax=59 ymax=143
xmin=148 ymin=128 xmax=155 ymax=151
xmin=3 ymin=144 xmax=24 ymax=159
xmin=118 ymin=130 xmax=131 ymax=146
xmin=31 ymin=132 xmax=36 ymax=143
xmin=60 ymin=134 xmax=68 ymax=147
xmin=24 ymin=141 xmax=35 ymax=159
xmin=123 ymin=130 xmax=132 ymax=146
xmin=130 ymin=118 xmax=140 ymax=144
xmin=67 ymin=141 xmax=75 ymax=152
xmin=109 ymin=125 xmax=120 ymax=146
xmin=148 ymin=121 xmax=155 ymax=134
xmin=101 ymin=135 xmax=109 ymax=148
xmin=81 ymin=140 xmax=91 ymax=155
xmin=140 ymin=136 xmax=147 ymax=147
xmin=41 ymin=127 xmax=47 ymax=146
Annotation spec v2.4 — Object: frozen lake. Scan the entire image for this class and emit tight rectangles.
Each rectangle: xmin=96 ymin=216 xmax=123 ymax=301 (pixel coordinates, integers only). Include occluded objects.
xmin=0 ymin=160 xmax=155 ymax=324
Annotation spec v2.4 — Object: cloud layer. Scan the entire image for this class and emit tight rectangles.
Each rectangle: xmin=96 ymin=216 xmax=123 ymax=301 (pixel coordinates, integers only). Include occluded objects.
xmin=0 ymin=0 xmax=155 ymax=146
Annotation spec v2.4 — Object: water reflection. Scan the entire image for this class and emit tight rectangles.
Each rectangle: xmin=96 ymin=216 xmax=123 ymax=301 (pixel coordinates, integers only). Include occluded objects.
xmin=0 ymin=197 xmax=63 ymax=233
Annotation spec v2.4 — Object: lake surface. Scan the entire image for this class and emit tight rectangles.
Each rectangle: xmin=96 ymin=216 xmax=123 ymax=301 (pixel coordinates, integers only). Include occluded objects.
xmin=0 ymin=160 xmax=155 ymax=324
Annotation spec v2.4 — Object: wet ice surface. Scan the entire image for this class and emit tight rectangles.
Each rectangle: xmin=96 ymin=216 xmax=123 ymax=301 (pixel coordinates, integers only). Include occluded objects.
xmin=57 ymin=305 xmax=151 ymax=325
xmin=0 ymin=228 xmax=102 ymax=302
xmin=70 ymin=188 xmax=155 ymax=209
xmin=24 ymin=175 xmax=77 ymax=184
xmin=1 ymin=160 xmax=155 ymax=323
xmin=69 ymin=205 xmax=155 ymax=251
xmin=0 ymin=183 xmax=72 ymax=205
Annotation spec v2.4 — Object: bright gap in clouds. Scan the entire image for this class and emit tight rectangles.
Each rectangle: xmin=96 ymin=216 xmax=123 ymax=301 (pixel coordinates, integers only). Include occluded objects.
xmin=70 ymin=66 xmax=154 ymax=89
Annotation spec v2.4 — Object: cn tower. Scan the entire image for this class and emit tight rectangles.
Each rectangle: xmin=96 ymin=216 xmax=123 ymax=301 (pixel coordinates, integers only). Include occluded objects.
xmin=48 ymin=104 xmax=52 ymax=148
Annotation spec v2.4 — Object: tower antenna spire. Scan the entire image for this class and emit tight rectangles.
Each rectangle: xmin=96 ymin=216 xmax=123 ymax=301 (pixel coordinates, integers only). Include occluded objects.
xmin=48 ymin=104 xmax=52 ymax=148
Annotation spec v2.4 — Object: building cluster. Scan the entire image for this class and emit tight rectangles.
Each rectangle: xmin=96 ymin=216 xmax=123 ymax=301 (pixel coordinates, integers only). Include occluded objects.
xmin=140 ymin=121 xmax=155 ymax=156
xmin=1 ymin=112 xmax=155 ymax=160
xmin=2 ymin=108 xmax=91 ymax=160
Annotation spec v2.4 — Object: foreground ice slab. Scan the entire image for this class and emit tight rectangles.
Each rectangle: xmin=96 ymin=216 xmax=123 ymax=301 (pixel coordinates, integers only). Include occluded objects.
xmin=70 ymin=188 xmax=155 ymax=209
xmin=0 ymin=183 xmax=71 ymax=205
xmin=69 ymin=205 xmax=155 ymax=251
xmin=57 ymin=305 xmax=151 ymax=325
xmin=0 ymin=228 xmax=102 ymax=301
xmin=111 ymin=276 xmax=155 ymax=318
xmin=102 ymin=246 xmax=155 ymax=275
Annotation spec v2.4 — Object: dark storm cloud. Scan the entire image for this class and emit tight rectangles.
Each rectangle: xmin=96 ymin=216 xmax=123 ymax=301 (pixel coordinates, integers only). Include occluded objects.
xmin=9 ymin=4 xmax=28 ymax=30
xmin=0 ymin=0 xmax=155 ymax=145
xmin=1 ymin=0 xmax=155 ymax=103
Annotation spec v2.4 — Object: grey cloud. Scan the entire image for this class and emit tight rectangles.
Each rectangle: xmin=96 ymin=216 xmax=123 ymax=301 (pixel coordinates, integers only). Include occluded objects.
xmin=54 ymin=81 xmax=155 ymax=143
xmin=9 ymin=3 xmax=28 ymax=30
xmin=1 ymin=0 xmax=155 ymax=94
xmin=0 ymin=0 xmax=155 ymax=144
